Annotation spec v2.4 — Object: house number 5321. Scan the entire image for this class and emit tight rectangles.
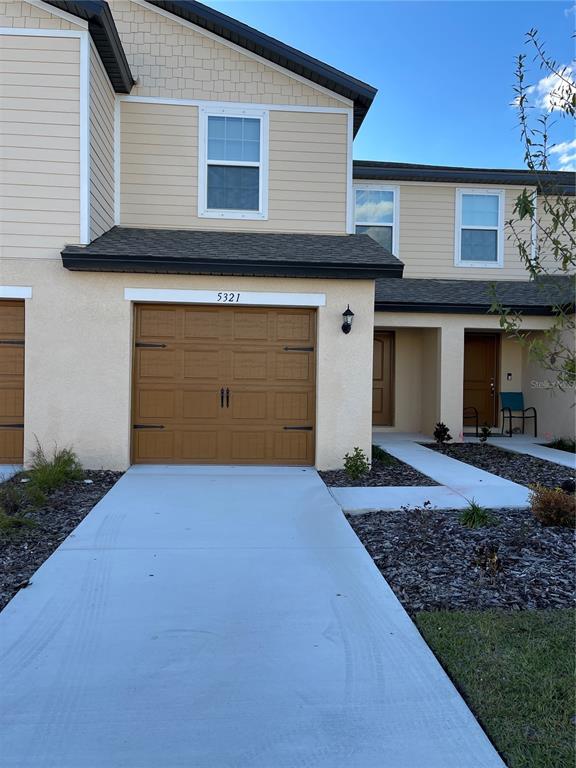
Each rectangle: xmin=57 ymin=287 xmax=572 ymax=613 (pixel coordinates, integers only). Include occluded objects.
xmin=216 ymin=292 xmax=241 ymax=303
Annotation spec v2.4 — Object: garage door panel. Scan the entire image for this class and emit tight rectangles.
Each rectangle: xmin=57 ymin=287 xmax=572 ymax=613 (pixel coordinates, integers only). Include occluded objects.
xmin=182 ymin=390 xmax=220 ymax=420
xmin=138 ymin=307 xmax=179 ymax=339
xmin=183 ymin=349 xmax=220 ymax=380
xmin=133 ymin=304 xmax=315 ymax=465
xmin=137 ymin=349 xmax=177 ymax=379
xmin=0 ymin=301 xmax=24 ymax=463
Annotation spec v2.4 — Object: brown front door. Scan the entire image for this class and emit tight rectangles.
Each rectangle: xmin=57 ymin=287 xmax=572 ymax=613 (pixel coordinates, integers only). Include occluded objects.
xmin=372 ymin=331 xmax=394 ymax=426
xmin=0 ymin=301 xmax=24 ymax=463
xmin=463 ymin=333 xmax=499 ymax=428
xmin=132 ymin=304 xmax=316 ymax=465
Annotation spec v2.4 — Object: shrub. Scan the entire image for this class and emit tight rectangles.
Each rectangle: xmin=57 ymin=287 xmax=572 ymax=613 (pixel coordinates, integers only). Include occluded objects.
xmin=0 ymin=484 xmax=25 ymax=516
xmin=343 ymin=447 xmax=370 ymax=481
xmin=530 ymin=484 xmax=576 ymax=528
xmin=459 ymin=499 xmax=494 ymax=529
xmin=479 ymin=424 xmax=492 ymax=443
xmin=433 ymin=422 xmax=452 ymax=445
xmin=371 ymin=444 xmax=393 ymax=465
xmin=0 ymin=510 xmax=34 ymax=534
xmin=545 ymin=437 xmax=576 ymax=454
xmin=25 ymin=442 xmax=83 ymax=503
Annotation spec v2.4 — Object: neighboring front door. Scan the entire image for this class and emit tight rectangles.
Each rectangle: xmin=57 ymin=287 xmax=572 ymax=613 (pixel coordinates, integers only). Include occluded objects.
xmin=372 ymin=331 xmax=394 ymax=426
xmin=132 ymin=304 xmax=316 ymax=465
xmin=463 ymin=333 xmax=499 ymax=428
xmin=0 ymin=301 xmax=24 ymax=464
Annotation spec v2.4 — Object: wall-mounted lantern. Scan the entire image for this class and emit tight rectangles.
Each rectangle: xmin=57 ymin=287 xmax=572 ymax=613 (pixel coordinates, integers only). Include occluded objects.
xmin=341 ymin=305 xmax=354 ymax=334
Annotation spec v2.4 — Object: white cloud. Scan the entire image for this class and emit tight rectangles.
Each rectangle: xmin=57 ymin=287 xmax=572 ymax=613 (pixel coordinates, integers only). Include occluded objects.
xmin=525 ymin=63 xmax=576 ymax=112
xmin=549 ymin=138 xmax=576 ymax=171
xmin=565 ymin=3 xmax=576 ymax=15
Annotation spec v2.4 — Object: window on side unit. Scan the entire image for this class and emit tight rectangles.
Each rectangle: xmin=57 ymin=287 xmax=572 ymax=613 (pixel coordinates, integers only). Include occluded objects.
xmin=199 ymin=108 xmax=269 ymax=220
xmin=455 ymin=189 xmax=504 ymax=267
xmin=354 ymin=186 xmax=398 ymax=255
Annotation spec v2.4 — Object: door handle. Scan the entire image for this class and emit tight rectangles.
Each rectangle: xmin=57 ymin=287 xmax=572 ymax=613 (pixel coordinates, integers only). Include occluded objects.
xmin=220 ymin=387 xmax=225 ymax=408
xmin=226 ymin=388 xmax=230 ymax=408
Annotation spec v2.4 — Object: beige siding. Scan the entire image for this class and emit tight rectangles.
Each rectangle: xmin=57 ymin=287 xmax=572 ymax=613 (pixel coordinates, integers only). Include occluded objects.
xmin=0 ymin=33 xmax=80 ymax=258
xmin=89 ymin=43 xmax=115 ymax=239
xmin=0 ymin=1 xmax=84 ymax=30
xmin=355 ymin=180 xmax=537 ymax=280
xmin=108 ymin=0 xmax=349 ymax=107
xmin=120 ymin=101 xmax=348 ymax=234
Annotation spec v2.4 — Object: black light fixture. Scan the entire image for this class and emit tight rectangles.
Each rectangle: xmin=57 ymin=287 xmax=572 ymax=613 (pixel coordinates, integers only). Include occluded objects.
xmin=341 ymin=305 xmax=354 ymax=334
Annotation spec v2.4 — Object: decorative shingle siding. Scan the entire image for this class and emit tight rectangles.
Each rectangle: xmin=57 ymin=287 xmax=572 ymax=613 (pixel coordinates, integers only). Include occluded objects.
xmin=0 ymin=31 xmax=80 ymax=258
xmin=108 ymin=0 xmax=348 ymax=107
xmin=89 ymin=42 xmax=115 ymax=240
xmin=0 ymin=1 xmax=83 ymax=30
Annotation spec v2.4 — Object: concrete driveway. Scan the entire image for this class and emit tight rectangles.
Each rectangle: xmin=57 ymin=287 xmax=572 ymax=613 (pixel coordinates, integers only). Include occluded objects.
xmin=0 ymin=466 xmax=504 ymax=767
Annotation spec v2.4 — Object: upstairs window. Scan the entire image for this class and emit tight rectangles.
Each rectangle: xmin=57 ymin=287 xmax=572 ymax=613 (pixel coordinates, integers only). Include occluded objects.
xmin=456 ymin=189 xmax=504 ymax=267
xmin=354 ymin=186 xmax=398 ymax=254
xmin=199 ymin=108 xmax=268 ymax=220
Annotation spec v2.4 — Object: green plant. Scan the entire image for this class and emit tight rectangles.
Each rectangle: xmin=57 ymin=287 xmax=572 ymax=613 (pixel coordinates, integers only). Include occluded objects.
xmin=433 ymin=422 xmax=452 ymax=445
xmin=0 ymin=510 xmax=35 ymax=534
xmin=371 ymin=444 xmax=393 ymax=465
xmin=529 ymin=484 xmax=576 ymax=528
xmin=459 ymin=499 xmax=495 ymax=529
xmin=0 ymin=484 xmax=25 ymax=516
xmin=25 ymin=442 xmax=83 ymax=503
xmin=545 ymin=437 xmax=576 ymax=454
xmin=479 ymin=424 xmax=492 ymax=443
xmin=343 ymin=447 xmax=370 ymax=481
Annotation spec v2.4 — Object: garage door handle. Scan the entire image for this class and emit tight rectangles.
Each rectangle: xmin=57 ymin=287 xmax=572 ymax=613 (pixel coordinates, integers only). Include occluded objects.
xmin=0 ymin=339 xmax=24 ymax=346
xmin=220 ymin=388 xmax=225 ymax=408
xmin=135 ymin=342 xmax=167 ymax=348
xmin=0 ymin=423 xmax=23 ymax=429
xmin=283 ymin=426 xmax=313 ymax=431
xmin=133 ymin=424 xmax=165 ymax=430
xmin=226 ymin=388 xmax=230 ymax=408
xmin=283 ymin=346 xmax=313 ymax=352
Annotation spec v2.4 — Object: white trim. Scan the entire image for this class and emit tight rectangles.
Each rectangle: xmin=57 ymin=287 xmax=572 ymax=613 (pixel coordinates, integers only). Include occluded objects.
xmin=353 ymin=184 xmax=400 ymax=257
xmin=454 ymin=188 xmax=505 ymax=269
xmin=114 ymin=96 xmax=121 ymax=225
xmin=124 ymin=288 xmax=326 ymax=308
xmin=198 ymin=106 xmax=269 ymax=221
xmin=346 ymin=111 xmax=354 ymax=234
xmin=0 ymin=28 xmax=91 ymax=245
xmin=25 ymin=0 xmax=88 ymax=27
xmin=119 ymin=94 xmax=350 ymax=116
xmin=0 ymin=286 xmax=32 ymax=299
xmin=130 ymin=0 xmax=353 ymax=108
xmin=79 ymin=30 xmax=90 ymax=244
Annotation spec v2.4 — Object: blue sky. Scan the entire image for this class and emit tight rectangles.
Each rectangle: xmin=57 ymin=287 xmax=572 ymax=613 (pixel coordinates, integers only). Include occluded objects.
xmin=206 ymin=1 xmax=575 ymax=170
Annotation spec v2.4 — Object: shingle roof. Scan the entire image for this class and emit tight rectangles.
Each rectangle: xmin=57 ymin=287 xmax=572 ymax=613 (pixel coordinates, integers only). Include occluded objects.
xmin=354 ymin=161 xmax=576 ymax=194
xmin=44 ymin=1 xmax=134 ymax=93
xmin=375 ymin=276 xmax=575 ymax=315
xmin=61 ymin=227 xmax=404 ymax=279
xmin=147 ymin=0 xmax=377 ymax=135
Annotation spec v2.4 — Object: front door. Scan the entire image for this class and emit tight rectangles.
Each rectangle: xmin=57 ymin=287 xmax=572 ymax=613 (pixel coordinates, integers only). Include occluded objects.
xmin=463 ymin=333 xmax=499 ymax=428
xmin=132 ymin=304 xmax=316 ymax=465
xmin=372 ymin=331 xmax=394 ymax=426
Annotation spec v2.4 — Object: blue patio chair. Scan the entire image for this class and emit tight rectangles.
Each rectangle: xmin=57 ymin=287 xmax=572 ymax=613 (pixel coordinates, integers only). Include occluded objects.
xmin=500 ymin=392 xmax=537 ymax=437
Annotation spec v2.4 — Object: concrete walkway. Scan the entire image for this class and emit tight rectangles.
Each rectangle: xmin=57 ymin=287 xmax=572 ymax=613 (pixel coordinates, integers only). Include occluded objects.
xmin=332 ymin=433 xmax=530 ymax=513
xmin=0 ymin=465 xmax=503 ymax=767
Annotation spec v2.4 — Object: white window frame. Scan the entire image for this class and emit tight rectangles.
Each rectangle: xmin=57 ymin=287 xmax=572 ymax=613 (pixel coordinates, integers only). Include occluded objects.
xmin=198 ymin=105 xmax=269 ymax=221
xmin=455 ymin=188 xmax=505 ymax=268
xmin=353 ymin=184 xmax=400 ymax=256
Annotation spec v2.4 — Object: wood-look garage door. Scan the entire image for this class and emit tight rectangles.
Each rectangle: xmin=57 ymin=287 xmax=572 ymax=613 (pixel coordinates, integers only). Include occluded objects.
xmin=132 ymin=304 xmax=316 ymax=465
xmin=0 ymin=301 xmax=24 ymax=463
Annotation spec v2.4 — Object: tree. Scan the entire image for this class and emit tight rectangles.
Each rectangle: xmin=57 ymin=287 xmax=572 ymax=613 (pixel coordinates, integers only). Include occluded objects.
xmin=493 ymin=29 xmax=575 ymax=390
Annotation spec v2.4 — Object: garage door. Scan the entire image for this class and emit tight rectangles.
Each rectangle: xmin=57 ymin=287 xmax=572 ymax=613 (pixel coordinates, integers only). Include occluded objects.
xmin=0 ymin=301 xmax=24 ymax=463
xmin=132 ymin=304 xmax=316 ymax=465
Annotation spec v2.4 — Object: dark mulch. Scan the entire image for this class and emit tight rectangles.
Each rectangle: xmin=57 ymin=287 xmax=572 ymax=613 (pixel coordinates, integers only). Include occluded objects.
xmin=319 ymin=457 xmax=438 ymax=487
xmin=0 ymin=471 xmax=122 ymax=611
xmin=348 ymin=505 xmax=575 ymax=614
xmin=423 ymin=442 xmax=575 ymax=489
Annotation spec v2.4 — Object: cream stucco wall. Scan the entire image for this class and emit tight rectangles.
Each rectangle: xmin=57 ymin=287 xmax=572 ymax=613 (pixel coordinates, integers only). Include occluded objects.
xmin=1 ymin=259 xmax=373 ymax=471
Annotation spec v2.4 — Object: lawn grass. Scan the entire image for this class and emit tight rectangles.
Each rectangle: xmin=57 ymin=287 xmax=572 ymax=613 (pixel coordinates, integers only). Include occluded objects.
xmin=415 ymin=609 xmax=575 ymax=768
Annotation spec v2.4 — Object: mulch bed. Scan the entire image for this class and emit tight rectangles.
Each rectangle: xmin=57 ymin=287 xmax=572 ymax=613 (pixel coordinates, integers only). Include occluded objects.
xmin=348 ymin=506 xmax=575 ymax=614
xmin=319 ymin=457 xmax=438 ymax=487
xmin=0 ymin=471 xmax=122 ymax=611
xmin=424 ymin=442 xmax=575 ymax=489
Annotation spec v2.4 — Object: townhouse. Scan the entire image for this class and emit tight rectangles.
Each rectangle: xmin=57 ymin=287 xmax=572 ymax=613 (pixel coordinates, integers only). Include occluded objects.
xmin=0 ymin=0 xmax=573 ymax=469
